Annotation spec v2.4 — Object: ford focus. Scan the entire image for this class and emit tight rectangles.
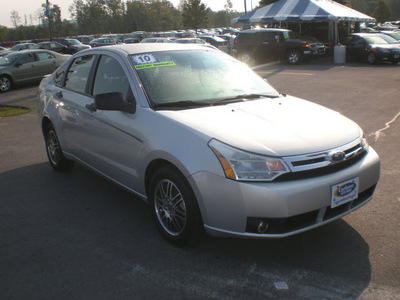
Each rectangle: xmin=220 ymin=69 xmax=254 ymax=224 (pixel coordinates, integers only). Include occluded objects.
xmin=37 ymin=44 xmax=380 ymax=245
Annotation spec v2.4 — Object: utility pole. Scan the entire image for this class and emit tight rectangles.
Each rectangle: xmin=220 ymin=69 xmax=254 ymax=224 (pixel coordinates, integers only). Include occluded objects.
xmin=45 ymin=0 xmax=52 ymax=39
xmin=244 ymin=0 xmax=247 ymax=13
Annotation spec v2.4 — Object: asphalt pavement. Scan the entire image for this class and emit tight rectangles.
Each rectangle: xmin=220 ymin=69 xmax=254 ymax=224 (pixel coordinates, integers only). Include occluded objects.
xmin=0 ymin=60 xmax=399 ymax=299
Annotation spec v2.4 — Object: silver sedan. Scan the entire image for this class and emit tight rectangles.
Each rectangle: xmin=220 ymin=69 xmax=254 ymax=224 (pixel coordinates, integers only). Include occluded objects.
xmin=0 ymin=49 xmax=70 ymax=92
xmin=37 ymin=44 xmax=380 ymax=245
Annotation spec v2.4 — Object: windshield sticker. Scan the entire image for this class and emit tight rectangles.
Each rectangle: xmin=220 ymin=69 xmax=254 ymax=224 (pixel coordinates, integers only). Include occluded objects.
xmin=131 ymin=54 xmax=159 ymax=65
xmin=134 ymin=61 xmax=176 ymax=70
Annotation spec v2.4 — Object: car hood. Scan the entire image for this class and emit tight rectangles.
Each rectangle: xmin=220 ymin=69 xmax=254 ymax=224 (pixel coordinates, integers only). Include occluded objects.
xmin=159 ymin=95 xmax=361 ymax=156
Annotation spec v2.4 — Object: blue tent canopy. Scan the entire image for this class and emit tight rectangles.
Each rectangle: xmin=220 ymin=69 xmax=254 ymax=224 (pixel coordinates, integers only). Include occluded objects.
xmin=232 ymin=0 xmax=375 ymax=24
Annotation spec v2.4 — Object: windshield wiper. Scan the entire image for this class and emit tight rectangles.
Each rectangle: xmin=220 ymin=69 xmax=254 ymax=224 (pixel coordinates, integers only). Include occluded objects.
xmin=152 ymin=100 xmax=211 ymax=109
xmin=216 ymin=93 xmax=279 ymax=104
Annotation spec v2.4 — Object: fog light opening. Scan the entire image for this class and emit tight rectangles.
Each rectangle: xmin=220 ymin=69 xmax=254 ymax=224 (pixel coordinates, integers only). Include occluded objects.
xmin=257 ymin=221 xmax=269 ymax=233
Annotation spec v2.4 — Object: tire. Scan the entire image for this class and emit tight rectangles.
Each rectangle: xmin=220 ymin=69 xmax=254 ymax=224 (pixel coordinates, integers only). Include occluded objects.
xmin=44 ymin=123 xmax=74 ymax=171
xmin=287 ymin=50 xmax=302 ymax=64
xmin=149 ymin=166 xmax=202 ymax=246
xmin=367 ymin=53 xmax=376 ymax=64
xmin=237 ymin=52 xmax=256 ymax=66
xmin=0 ymin=75 xmax=13 ymax=92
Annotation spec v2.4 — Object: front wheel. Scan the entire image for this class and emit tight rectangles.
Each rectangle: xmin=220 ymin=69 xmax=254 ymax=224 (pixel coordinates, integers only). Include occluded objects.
xmin=0 ymin=75 xmax=13 ymax=92
xmin=44 ymin=123 xmax=74 ymax=171
xmin=367 ymin=53 xmax=376 ymax=64
xmin=149 ymin=166 xmax=202 ymax=246
xmin=287 ymin=50 xmax=302 ymax=64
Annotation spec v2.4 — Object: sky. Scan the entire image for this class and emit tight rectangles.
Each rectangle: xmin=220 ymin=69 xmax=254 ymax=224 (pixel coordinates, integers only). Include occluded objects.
xmin=0 ymin=0 xmax=256 ymax=28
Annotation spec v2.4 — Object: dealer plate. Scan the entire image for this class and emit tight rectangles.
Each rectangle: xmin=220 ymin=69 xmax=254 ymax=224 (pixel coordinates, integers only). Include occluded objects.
xmin=331 ymin=177 xmax=359 ymax=208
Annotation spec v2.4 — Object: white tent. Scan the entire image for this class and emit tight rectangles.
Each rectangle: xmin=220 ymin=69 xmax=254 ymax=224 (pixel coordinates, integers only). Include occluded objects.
xmin=232 ymin=0 xmax=375 ymax=24
xmin=231 ymin=0 xmax=375 ymax=44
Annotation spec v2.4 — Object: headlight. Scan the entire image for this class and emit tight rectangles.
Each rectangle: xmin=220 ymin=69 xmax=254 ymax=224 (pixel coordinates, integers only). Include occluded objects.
xmin=208 ymin=139 xmax=289 ymax=181
xmin=361 ymin=133 xmax=369 ymax=151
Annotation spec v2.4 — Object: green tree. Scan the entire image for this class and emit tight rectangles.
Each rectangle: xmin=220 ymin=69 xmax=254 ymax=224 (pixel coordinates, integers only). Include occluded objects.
xmin=372 ymin=0 xmax=392 ymax=23
xmin=181 ymin=0 xmax=209 ymax=31
xmin=335 ymin=0 xmax=352 ymax=7
xmin=258 ymin=0 xmax=278 ymax=6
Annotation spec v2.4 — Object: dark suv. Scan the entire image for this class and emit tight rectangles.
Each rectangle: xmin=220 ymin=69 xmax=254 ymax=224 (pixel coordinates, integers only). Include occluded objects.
xmin=233 ymin=29 xmax=325 ymax=65
xmin=52 ymin=38 xmax=91 ymax=54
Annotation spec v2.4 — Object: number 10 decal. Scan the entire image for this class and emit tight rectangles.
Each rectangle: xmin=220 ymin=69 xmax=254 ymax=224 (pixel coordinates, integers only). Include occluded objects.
xmin=131 ymin=54 xmax=159 ymax=65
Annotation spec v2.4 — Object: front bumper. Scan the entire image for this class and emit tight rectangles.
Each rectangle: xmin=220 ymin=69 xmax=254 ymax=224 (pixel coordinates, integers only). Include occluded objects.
xmin=189 ymin=147 xmax=380 ymax=238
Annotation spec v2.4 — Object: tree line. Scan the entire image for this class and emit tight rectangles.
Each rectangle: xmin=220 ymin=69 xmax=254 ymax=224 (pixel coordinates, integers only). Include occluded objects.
xmin=1 ymin=0 xmax=240 ymax=43
xmin=1 ymin=0 xmax=398 ymax=43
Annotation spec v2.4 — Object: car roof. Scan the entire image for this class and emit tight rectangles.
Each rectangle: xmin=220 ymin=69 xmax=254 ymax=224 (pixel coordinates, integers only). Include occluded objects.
xmin=82 ymin=43 xmax=218 ymax=55
xmin=240 ymin=28 xmax=290 ymax=34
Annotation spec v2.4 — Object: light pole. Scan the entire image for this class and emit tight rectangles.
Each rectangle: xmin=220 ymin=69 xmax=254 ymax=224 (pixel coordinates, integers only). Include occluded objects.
xmin=244 ymin=0 xmax=247 ymax=13
xmin=45 ymin=0 xmax=52 ymax=39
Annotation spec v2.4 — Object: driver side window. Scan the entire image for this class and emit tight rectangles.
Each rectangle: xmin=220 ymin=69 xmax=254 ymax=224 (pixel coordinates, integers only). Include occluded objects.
xmin=18 ymin=53 xmax=35 ymax=64
xmin=92 ymin=55 xmax=132 ymax=102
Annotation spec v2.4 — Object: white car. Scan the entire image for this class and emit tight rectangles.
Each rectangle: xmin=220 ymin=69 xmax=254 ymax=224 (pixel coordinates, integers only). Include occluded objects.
xmin=37 ymin=44 xmax=380 ymax=245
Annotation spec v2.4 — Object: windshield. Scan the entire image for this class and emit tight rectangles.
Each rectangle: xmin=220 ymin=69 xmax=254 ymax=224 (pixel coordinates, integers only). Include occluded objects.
xmin=67 ymin=39 xmax=81 ymax=45
xmin=379 ymin=34 xmax=399 ymax=44
xmin=364 ymin=36 xmax=389 ymax=44
xmin=0 ymin=53 xmax=19 ymax=66
xmin=10 ymin=45 xmax=21 ymax=51
xmin=387 ymin=32 xmax=400 ymax=40
xmin=130 ymin=50 xmax=279 ymax=107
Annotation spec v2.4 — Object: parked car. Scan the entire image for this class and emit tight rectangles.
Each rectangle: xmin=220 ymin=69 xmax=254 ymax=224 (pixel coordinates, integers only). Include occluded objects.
xmin=8 ymin=43 xmax=36 ymax=51
xmin=198 ymin=36 xmax=229 ymax=53
xmin=233 ymin=29 xmax=325 ymax=65
xmin=32 ymin=41 xmax=66 ymax=53
xmin=73 ymin=35 xmax=94 ymax=45
xmin=0 ymin=43 xmax=36 ymax=57
xmin=343 ymin=33 xmax=400 ymax=64
xmin=0 ymin=46 xmax=6 ymax=51
xmin=37 ymin=44 xmax=380 ymax=245
xmin=88 ymin=38 xmax=117 ymax=47
xmin=174 ymin=38 xmax=207 ymax=44
xmin=123 ymin=38 xmax=140 ymax=44
xmin=131 ymin=31 xmax=149 ymax=41
xmin=140 ymin=38 xmax=174 ymax=43
xmin=52 ymin=38 xmax=91 ymax=54
xmin=0 ymin=49 xmax=69 ymax=92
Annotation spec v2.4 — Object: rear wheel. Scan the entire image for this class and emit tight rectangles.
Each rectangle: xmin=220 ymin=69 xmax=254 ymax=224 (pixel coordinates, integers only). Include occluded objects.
xmin=0 ymin=75 xmax=12 ymax=92
xmin=149 ymin=166 xmax=202 ymax=246
xmin=237 ymin=52 xmax=256 ymax=66
xmin=44 ymin=123 xmax=74 ymax=171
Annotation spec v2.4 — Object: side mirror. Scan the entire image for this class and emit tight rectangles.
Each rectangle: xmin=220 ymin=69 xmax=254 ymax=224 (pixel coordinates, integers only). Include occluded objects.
xmin=94 ymin=92 xmax=136 ymax=114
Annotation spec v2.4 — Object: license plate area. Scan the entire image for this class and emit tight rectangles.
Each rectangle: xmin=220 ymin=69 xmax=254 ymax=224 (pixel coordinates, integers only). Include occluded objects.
xmin=331 ymin=177 xmax=359 ymax=208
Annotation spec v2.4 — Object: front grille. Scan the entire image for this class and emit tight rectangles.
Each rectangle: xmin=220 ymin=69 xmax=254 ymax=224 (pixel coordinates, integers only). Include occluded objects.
xmin=276 ymin=139 xmax=366 ymax=182
xmin=246 ymin=184 xmax=376 ymax=235
xmin=276 ymin=151 xmax=366 ymax=182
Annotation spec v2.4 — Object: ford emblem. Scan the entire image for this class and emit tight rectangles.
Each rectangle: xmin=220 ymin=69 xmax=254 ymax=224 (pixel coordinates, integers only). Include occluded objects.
xmin=330 ymin=151 xmax=345 ymax=162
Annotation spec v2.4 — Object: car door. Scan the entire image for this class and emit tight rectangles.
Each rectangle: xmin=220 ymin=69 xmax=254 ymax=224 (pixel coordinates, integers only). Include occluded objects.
xmin=256 ymin=31 xmax=277 ymax=61
xmin=345 ymin=36 xmax=366 ymax=61
xmin=35 ymin=51 xmax=58 ymax=75
xmin=59 ymin=53 xmax=143 ymax=190
xmin=12 ymin=52 xmax=39 ymax=83
xmin=81 ymin=54 xmax=143 ymax=190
